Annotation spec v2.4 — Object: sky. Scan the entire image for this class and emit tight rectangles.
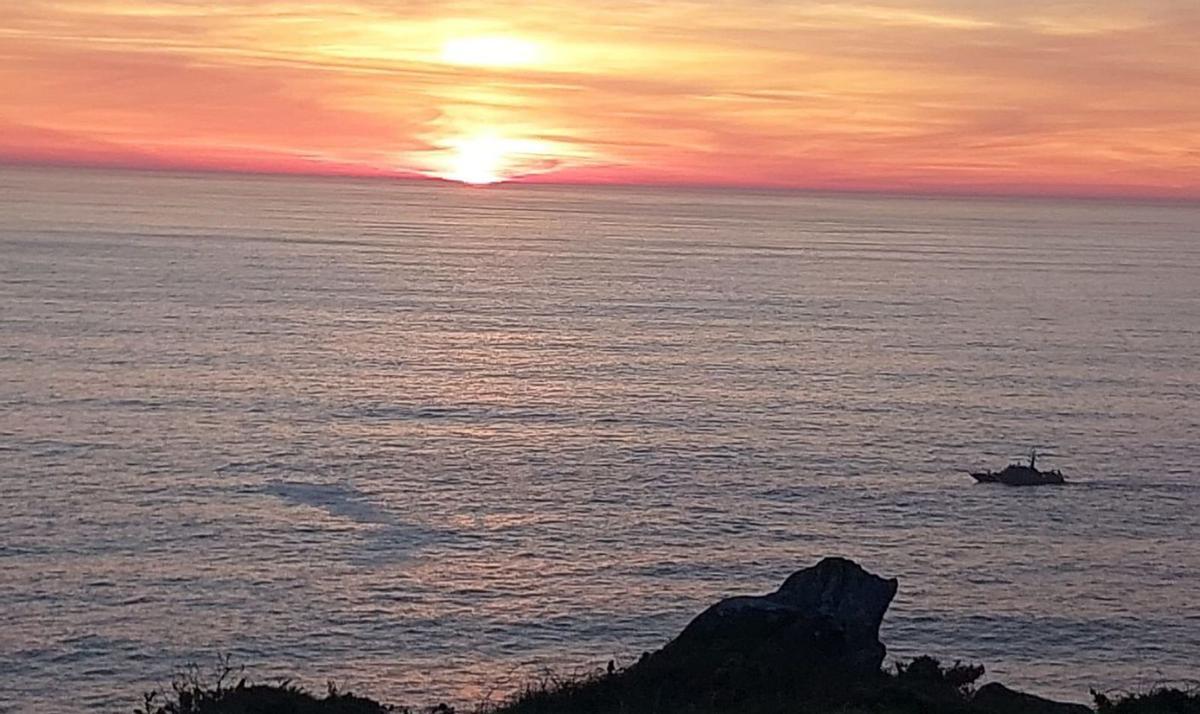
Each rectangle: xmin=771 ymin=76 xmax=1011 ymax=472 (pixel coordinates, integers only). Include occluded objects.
xmin=1 ymin=0 xmax=1198 ymax=196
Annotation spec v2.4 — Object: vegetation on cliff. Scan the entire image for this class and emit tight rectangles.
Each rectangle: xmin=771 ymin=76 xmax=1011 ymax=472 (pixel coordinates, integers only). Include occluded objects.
xmin=134 ymin=656 xmax=1199 ymax=714
xmin=134 ymin=560 xmax=1197 ymax=714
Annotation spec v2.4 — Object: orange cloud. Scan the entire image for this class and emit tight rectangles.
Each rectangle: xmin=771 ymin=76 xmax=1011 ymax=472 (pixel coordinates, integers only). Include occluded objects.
xmin=1 ymin=0 xmax=1197 ymax=196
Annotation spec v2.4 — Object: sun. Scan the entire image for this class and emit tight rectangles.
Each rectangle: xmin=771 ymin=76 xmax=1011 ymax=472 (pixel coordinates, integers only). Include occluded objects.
xmin=436 ymin=134 xmax=559 ymax=185
xmin=443 ymin=135 xmax=510 ymax=185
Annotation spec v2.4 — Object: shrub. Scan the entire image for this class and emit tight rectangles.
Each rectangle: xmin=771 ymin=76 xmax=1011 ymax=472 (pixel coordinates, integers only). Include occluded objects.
xmin=1093 ymin=686 xmax=1200 ymax=714
xmin=135 ymin=656 xmax=401 ymax=714
xmin=893 ymin=656 xmax=986 ymax=697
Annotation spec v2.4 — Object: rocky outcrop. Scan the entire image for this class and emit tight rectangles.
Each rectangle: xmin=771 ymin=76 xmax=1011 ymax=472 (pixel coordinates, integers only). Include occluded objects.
xmin=973 ymin=682 xmax=1092 ymax=714
xmin=133 ymin=553 xmax=1192 ymax=714
xmin=646 ymin=556 xmax=898 ymax=675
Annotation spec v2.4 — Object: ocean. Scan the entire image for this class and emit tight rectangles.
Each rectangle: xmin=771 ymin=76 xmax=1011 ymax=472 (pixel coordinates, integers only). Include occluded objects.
xmin=1 ymin=166 xmax=1198 ymax=712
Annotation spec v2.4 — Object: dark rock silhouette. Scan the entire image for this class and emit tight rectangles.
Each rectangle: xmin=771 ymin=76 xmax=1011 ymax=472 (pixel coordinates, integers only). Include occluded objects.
xmin=134 ymin=555 xmax=1196 ymax=713
xmin=974 ymin=682 xmax=1092 ymax=714
xmin=646 ymin=556 xmax=898 ymax=675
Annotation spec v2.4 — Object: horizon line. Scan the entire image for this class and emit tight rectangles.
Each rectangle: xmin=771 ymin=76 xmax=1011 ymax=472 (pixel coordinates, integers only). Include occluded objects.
xmin=4 ymin=157 xmax=1198 ymax=206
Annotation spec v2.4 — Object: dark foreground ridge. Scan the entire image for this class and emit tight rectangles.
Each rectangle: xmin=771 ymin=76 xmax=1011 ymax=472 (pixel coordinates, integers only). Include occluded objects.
xmin=136 ymin=558 xmax=1199 ymax=714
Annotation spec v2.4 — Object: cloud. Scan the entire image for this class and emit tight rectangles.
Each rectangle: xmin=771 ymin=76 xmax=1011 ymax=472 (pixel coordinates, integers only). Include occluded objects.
xmin=1 ymin=0 xmax=1197 ymax=195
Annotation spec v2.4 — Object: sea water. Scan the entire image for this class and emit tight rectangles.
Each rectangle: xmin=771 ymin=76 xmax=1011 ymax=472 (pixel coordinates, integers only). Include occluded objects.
xmin=1 ymin=166 xmax=1198 ymax=711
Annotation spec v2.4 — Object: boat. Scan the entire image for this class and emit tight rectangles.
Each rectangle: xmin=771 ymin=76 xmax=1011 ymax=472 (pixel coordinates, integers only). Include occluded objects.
xmin=969 ymin=450 xmax=1065 ymax=486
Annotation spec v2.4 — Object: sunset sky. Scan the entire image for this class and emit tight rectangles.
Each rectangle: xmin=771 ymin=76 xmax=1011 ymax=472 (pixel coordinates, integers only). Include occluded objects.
xmin=2 ymin=0 xmax=1198 ymax=196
